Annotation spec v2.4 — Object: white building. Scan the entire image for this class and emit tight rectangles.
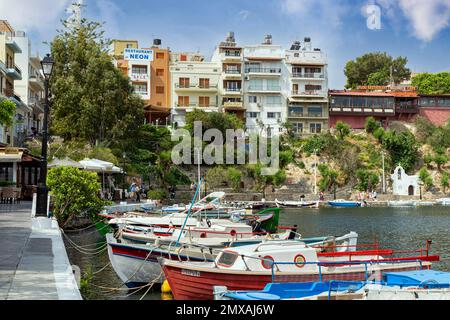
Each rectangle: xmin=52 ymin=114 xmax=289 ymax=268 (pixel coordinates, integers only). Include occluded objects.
xmin=211 ymin=32 xmax=244 ymax=121
xmin=391 ymin=166 xmax=420 ymax=196
xmin=243 ymin=35 xmax=286 ymax=137
xmin=11 ymin=32 xmax=45 ymax=146
xmin=170 ymin=55 xmax=221 ymax=127
xmin=284 ymin=38 xmax=329 ymax=135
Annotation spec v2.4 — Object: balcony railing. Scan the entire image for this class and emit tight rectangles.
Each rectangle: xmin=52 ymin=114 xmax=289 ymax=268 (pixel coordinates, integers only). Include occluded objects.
xmin=224 ymin=69 xmax=242 ymax=74
xmin=224 ymin=87 xmax=242 ymax=92
xmin=176 ymin=103 xmax=218 ymax=108
xmin=292 ymin=73 xmax=324 ymax=79
xmin=249 ymin=85 xmax=281 ymax=91
xmin=245 ymin=67 xmax=282 ymax=74
xmin=292 ymin=90 xmax=325 ymax=96
xmin=223 ymin=101 xmax=243 ymax=108
xmin=175 ymin=84 xmax=218 ymax=90
xmin=224 ymin=52 xmax=241 ymax=57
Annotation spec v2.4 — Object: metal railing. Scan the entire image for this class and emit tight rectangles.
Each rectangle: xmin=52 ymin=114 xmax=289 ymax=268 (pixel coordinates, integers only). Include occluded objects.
xmin=175 ymin=103 xmax=219 ymax=108
xmin=248 ymin=86 xmax=281 ymax=91
xmin=245 ymin=67 xmax=282 ymax=74
xmin=224 ymin=87 xmax=242 ymax=92
xmin=224 ymin=52 xmax=241 ymax=57
xmin=175 ymin=84 xmax=218 ymax=89
xmin=224 ymin=69 xmax=241 ymax=74
xmin=292 ymin=73 xmax=325 ymax=79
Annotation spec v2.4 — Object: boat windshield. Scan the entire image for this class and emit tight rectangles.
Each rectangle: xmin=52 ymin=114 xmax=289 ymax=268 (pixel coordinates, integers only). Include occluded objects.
xmin=217 ymin=251 xmax=239 ymax=267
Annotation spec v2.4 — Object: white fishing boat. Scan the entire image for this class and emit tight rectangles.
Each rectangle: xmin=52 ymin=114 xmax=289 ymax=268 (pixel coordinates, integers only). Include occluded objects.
xmin=275 ymin=199 xmax=319 ymax=208
xmin=436 ymin=198 xmax=450 ymax=206
xmin=160 ymin=238 xmax=439 ymax=300
xmin=413 ymin=201 xmax=436 ymax=207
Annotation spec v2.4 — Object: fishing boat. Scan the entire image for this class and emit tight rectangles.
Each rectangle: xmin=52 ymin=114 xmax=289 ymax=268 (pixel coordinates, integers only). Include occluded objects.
xmin=160 ymin=240 xmax=439 ymax=300
xmin=328 ymin=199 xmax=363 ymax=207
xmin=275 ymin=200 xmax=319 ymax=208
xmin=387 ymin=200 xmax=415 ymax=207
xmin=107 ymin=231 xmax=359 ymax=288
xmin=215 ymin=270 xmax=450 ymax=300
xmin=413 ymin=201 xmax=436 ymax=207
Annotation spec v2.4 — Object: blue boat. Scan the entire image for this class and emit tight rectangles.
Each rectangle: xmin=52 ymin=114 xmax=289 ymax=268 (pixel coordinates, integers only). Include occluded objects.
xmin=328 ymin=199 xmax=363 ymax=207
xmin=217 ymin=269 xmax=450 ymax=300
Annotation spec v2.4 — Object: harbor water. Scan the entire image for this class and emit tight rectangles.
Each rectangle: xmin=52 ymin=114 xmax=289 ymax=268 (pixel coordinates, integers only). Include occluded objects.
xmin=65 ymin=205 xmax=450 ymax=300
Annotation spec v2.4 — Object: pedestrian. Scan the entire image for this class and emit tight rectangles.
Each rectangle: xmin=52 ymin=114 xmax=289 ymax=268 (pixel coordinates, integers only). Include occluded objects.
xmin=135 ymin=183 xmax=141 ymax=202
xmin=319 ymin=192 xmax=324 ymax=201
xmin=130 ymin=182 xmax=137 ymax=201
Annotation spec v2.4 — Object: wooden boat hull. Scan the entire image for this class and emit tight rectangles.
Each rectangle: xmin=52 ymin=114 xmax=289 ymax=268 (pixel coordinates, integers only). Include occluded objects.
xmin=160 ymin=260 xmax=430 ymax=300
xmin=106 ymin=234 xmax=214 ymax=288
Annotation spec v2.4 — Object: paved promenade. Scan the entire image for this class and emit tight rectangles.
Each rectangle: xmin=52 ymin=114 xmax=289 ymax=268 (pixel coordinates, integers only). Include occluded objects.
xmin=0 ymin=203 xmax=82 ymax=300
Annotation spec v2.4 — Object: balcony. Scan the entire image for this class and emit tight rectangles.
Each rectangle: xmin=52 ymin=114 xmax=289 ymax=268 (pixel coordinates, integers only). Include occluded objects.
xmin=2 ymin=88 xmax=24 ymax=107
xmin=222 ymin=52 xmax=242 ymax=61
xmin=223 ymin=101 xmax=244 ymax=110
xmin=223 ymin=87 xmax=242 ymax=95
xmin=5 ymin=39 xmax=22 ymax=53
xmin=175 ymin=103 xmax=219 ymax=110
xmin=29 ymin=74 xmax=45 ymax=90
xmin=248 ymin=85 xmax=281 ymax=93
xmin=396 ymin=103 xmax=419 ymax=114
xmin=329 ymin=105 xmax=395 ymax=115
xmin=245 ymin=67 xmax=281 ymax=76
xmin=6 ymin=64 xmax=22 ymax=80
xmin=175 ymin=84 xmax=218 ymax=92
xmin=292 ymin=73 xmax=325 ymax=79
xmin=292 ymin=90 xmax=326 ymax=97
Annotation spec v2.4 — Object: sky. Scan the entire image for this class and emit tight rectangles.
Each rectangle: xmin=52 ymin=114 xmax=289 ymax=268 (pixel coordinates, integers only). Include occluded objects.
xmin=1 ymin=0 xmax=450 ymax=88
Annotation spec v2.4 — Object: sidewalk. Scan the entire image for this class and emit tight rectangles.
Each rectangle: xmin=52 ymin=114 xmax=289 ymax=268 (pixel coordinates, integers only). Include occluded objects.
xmin=0 ymin=203 xmax=82 ymax=300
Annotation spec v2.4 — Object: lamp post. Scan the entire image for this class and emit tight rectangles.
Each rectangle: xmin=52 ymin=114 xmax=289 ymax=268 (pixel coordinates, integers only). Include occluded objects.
xmin=122 ymin=152 xmax=126 ymax=201
xmin=36 ymin=54 xmax=54 ymax=217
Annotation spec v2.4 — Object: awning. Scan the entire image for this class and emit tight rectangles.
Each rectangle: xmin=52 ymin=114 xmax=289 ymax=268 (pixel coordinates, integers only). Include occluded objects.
xmin=0 ymin=149 xmax=23 ymax=163
xmin=288 ymin=98 xmax=328 ymax=103
xmin=48 ymin=157 xmax=83 ymax=169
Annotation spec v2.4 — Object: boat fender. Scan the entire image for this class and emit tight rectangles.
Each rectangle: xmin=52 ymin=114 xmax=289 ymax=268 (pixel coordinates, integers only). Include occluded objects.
xmin=230 ymin=230 xmax=237 ymax=237
xmin=200 ymin=232 xmax=207 ymax=238
xmin=161 ymin=280 xmax=172 ymax=294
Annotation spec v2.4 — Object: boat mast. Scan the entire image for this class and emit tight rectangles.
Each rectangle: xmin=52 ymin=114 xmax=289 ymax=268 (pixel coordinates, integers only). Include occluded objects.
xmin=382 ymin=151 xmax=386 ymax=194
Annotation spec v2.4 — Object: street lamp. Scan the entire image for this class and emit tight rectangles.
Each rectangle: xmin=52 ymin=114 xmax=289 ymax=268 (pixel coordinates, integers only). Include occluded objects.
xmin=36 ymin=54 xmax=54 ymax=217
xmin=122 ymin=152 xmax=126 ymax=201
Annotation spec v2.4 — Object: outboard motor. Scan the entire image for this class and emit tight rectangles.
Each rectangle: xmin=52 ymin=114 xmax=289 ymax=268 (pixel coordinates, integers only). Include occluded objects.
xmin=288 ymin=225 xmax=298 ymax=240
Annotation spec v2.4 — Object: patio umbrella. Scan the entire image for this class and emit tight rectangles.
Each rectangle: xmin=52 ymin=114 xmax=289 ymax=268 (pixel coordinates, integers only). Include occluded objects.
xmin=48 ymin=157 xmax=83 ymax=169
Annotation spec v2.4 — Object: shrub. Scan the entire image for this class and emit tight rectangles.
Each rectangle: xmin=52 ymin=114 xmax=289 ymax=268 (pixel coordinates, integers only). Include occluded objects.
xmin=373 ymin=127 xmax=386 ymax=142
xmin=47 ymin=167 xmax=108 ymax=228
xmin=441 ymin=172 xmax=449 ymax=193
xmin=335 ymin=121 xmax=351 ymax=140
xmin=419 ymin=167 xmax=433 ymax=190
xmin=205 ymin=167 xmax=229 ymax=189
xmin=365 ymin=117 xmax=381 ymax=134
xmin=227 ymin=167 xmax=242 ymax=191
xmin=147 ymin=188 xmax=166 ymax=200
xmin=273 ymin=170 xmax=287 ymax=186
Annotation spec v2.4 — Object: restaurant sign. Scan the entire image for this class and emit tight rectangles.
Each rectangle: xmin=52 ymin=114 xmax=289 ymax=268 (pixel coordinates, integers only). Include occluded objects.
xmin=124 ymin=49 xmax=154 ymax=62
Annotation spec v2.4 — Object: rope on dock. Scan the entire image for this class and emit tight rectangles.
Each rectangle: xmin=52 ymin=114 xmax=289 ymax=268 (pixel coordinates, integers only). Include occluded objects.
xmin=63 ymin=218 xmax=109 ymax=233
xmin=61 ymin=230 xmax=108 ymax=255
xmin=139 ymin=272 xmax=163 ymax=300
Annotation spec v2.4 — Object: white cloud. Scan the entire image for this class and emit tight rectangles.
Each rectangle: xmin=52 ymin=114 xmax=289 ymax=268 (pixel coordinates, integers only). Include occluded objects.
xmin=398 ymin=0 xmax=450 ymax=42
xmin=95 ymin=0 xmax=122 ymax=38
xmin=0 ymin=0 xmax=71 ymax=34
xmin=239 ymin=10 xmax=250 ymax=20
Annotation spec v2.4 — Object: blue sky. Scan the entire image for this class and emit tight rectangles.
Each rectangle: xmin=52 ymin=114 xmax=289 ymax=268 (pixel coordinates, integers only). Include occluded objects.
xmin=2 ymin=0 xmax=450 ymax=88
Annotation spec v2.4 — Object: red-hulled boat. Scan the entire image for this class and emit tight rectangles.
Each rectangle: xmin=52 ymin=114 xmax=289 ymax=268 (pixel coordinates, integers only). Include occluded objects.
xmin=160 ymin=241 xmax=439 ymax=300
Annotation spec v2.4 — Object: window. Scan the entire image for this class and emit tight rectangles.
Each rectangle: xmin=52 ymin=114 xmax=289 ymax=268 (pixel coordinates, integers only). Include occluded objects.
xmin=132 ymin=65 xmax=147 ymax=74
xmin=304 ymin=67 xmax=321 ymax=74
xmin=310 ymin=123 xmax=322 ymax=133
xmin=179 ymin=78 xmax=190 ymax=88
xmin=289 ymin=106 xmax=303 ymax=116
xmin=266 ymin=96 xmax=281 ymax=104
xmin=267 ymin=79 xmax=280 ymax=90
xmin=246 ymin=112 xmax=260 ymax=118
xmin=156 ymin=69 xmax=164 ymax=77
xmin=126 ymin=44 xmax=133 ymax=48
xmin=248 ymin=96 xmax=258 ymax=103
xmin=267 ymin=112 xmax=281 ymax=119
xmin=133 ymin=83 xmax=147 ymax=94
xmin=199 ymin=78 xmax=210 ymax=88
xmin=293 ymin=123 xmax=303 ymax=133
xmin=156 ymin=52 xmax=165 ymax=59
xmin=156 ymin=86 xmax=164 ymax=94
xmin=305 ymin=84 xmax=322 ymax=92
xmin=249 ymin=79 xmax=263 ymax=90
xmin=218 ymin=251 xmax=239 ymax=267
xmin=308 ymin=107 xmax=322 ymax=117
xmin=292 ymin=84 xmax=299 ymax=94
xmin=178 ymin=96 xmax=190 ymax=106
xmin=199 ymin=96 xmax=210 ymax=107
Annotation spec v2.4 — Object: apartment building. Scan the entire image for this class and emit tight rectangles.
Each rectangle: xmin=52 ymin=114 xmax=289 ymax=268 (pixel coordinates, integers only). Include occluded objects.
xmin=170 ymin=53 xmax=220 ymax=127
xmin=243 ymin=35 xmax=286 ymax=137
xmin=211 ymin=32 xmax=244 ymax=120
xmin=110 ymin=39 xmax=171 ymax=124
xmin=10 ymin=31 xmax=45 ymax=146
xmin=284 ymin=38 xmax=329 ymax=135
xmin=0 ymin=20 xmax=23 ymax=146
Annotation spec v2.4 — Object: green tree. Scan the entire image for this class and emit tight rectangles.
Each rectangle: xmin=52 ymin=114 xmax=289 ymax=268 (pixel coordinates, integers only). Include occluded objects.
xmin=365 ymin=117 xmax=381 ymax=134
xmin=318 ymin=164 xmax=339 ymax=199
xmin=356 ymin=169 xmax=380 ymax=191
xmin=344 ymin=52 xmax=411 ymax=89
xmin=441 ymin=172 xmax=449 ymax=193
xmin=414 ymin=116 xmax=436 ymax=143
xmin=49 ymin=17 xmax=144 ymax=146
xmin=335 ymin=121 xmax=351 ymax=140
xmin=419 ymin=167 xmax=434 ymax=191
xmin=47 ymin=167 xmax=108 ymax=228
xmin=412 ymin=72 xmax=450 ymax=94
xmin=227 ymin=167 xmax=242 ymax=191
xmin=381 ymin=131 xmax=419 ymax=173
xmin=185 ymin=109 xmax=244 ymax=137
xmin=205 ymin=167 xmax=229 ymax=189
xmin=0 ymin=99 xmax=16 ymax=127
